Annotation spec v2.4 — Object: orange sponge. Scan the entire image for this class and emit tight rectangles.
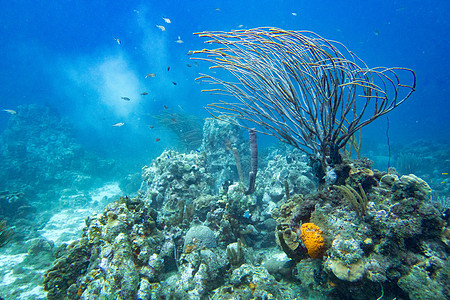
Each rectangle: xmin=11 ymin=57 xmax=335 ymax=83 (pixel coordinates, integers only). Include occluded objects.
xmin=300 ymin=223 xmax=325 ymax=259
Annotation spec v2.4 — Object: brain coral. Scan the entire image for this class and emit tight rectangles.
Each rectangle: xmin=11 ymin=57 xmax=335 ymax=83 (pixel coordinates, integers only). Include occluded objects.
xmin=300 ymin=223 xmax=325 ymax=259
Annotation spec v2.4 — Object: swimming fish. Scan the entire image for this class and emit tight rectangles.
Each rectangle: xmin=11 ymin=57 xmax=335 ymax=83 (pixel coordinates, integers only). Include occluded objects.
xmin=167 ymin=66 xmax=170 ymax=71
xmin=162 ymin=17 xmax=171 ymax=24
xmin=163 ymin=105 xmax=169 ymax=109
xmin=155 ymin=138 xmax=161 ymax=142
xmin=172 ymin=81 xmax=177 ymax=85
xmin=156 ymin=25 xmax=166 ymax=31
xmin=291 ymin=12 xmax=297 ymax=16
xmin=141 ymin=92 xmax=148 ymax=95
xmin=121 ymin=97 xmax=130 ymax=101
xmin=145 ymin=73 xmax=156 ymax=78
xmin=148 ymin=125 xmax=154 ymax=129
xmin=114 ymin=38 xmax=121 ymax=44
xmin=112 ymin=122 xmax=125 ymax=127
xmin=2 ymin=109 xmax=17 ymax=114
xmin=186 ymin=63 xmax=192 ymax=67
xmin=175 ymin=36 xmax=184 ymax=44
xmin=443 ymin=173 xmax=449 ymax=175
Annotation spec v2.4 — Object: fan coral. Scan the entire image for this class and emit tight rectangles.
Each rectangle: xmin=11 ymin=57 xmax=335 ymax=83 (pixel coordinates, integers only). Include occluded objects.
xmin=300 ymin=223 xmax=325 ymax=259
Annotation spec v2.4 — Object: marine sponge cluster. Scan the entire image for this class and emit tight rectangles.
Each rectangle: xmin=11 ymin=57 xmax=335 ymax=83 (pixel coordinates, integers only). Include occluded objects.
xmin=300 ymin=223 xmax=325 ymax=259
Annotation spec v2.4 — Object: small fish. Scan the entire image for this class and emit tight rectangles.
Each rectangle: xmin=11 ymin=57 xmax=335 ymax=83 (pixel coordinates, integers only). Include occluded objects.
xmin=215 ymin=8 xmax=221 ymax=11
xmin=237 ymin=24 xmax=244 ymax=28
xmin=163 ymin=105 xmax=169 ymax=109
xmin=114 ymin=38 xmax=121 ymax=44
xmin=193 ymin=62 xmax=199 ymax=66
xmin=175 ymin=36 xmax=184 ymax=44
xmin=167 ymin=66 xmax=170 ymax=71
xmin=156 ymin=24 xmax=166 ymax=31
xmin=162 ymin=17 xmax=171 ymax=24
xmin=291 ymin=12 xmax=297 ymax=16
xmin=145 ymin=73 xmax=156 ymax=78
xmin=156 ymin=138 xmax=161 ymax=142
xmin=140 ymin=92 xmax=148 ymax=95
xmin=121 ymin=97 xmax=130 ymax=101
xmin=112 ymin=122 xmax=125 ymax=127
xmin=172 ymin=81 xmax=177 ymax=85
xmin=2 ymin=109 xmax=17 ymax=114
xmin=443 ymin=173 xmax=449 ymax=175
xmin=148 ymin=125 xmax=154 ymax=129
xmin=186 ymin=63 xmax=192 ymax=67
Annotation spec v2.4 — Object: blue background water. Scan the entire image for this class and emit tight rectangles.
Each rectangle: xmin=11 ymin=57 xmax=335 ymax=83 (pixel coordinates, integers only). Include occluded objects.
xmin=0 ymin=0 xmax=448 ymax=167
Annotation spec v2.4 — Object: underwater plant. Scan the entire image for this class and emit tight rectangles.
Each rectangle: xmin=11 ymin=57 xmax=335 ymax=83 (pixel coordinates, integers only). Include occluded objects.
xmin=153 ymin=111 xmax=203 ymax=151
xmin=0 ymin=220 xmax=14 ymax=247
xmin=193 ymin=27 xmax=416 ymax=180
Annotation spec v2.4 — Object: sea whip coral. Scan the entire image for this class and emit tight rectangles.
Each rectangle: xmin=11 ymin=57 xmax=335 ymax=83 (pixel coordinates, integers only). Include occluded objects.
xmin=194 ymin=27 xmax=416 ymax=180
xmin=300 ymin=223 xmax=325 ymax=259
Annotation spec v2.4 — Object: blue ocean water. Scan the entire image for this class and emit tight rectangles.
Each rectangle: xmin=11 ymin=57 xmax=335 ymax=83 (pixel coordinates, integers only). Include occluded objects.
xmin=1 ymin=0 xmax=448 ymax=163
xmin=0 ymin=1 xmax=449 ymax=299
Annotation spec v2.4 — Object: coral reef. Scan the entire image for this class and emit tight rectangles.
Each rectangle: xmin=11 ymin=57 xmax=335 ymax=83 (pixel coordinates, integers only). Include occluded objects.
xmin=273 ymin=161 xmax=449 ymax=299
xmin=38 ymin=119 xmax=448 ymax=300
xmin=0 ymin=104 xmax=119 ymax=196
xmin=44 ymin=196 xmax=164 ymax=300
xmin=200 ymin=118 xmax=250 ymax=193
xmin=139 ymin=149 xmax=213 ymax=226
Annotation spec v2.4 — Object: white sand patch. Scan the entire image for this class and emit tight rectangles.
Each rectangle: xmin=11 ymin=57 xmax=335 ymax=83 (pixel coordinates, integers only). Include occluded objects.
xmin=0 ymin=253 xmax=27 ymax=286
xmin=0 ymin=183 xmax=122 ymax=299
xmin=90 ymin=182 xmax=122 ymax=202
xmin=19 ymin=285 xmax=45 ymax=299
xmin=38 ymin=182 xmax=122 ymax=245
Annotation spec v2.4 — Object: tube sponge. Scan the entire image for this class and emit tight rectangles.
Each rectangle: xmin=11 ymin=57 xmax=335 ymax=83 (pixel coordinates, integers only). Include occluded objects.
xmin=300 ymin=223 xmax=325 ymax=259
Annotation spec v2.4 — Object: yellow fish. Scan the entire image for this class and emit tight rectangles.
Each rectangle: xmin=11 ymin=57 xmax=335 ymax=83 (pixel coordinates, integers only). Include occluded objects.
xmin=114 ymin=38 xmax=121 ymax=45
xmin=112 ymin=122 xmax=125 ymax=127
xmin=145 ymin=73 xmax=156 ymax=78
xmin=442 ymin=173 xmax=448 ymax=175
